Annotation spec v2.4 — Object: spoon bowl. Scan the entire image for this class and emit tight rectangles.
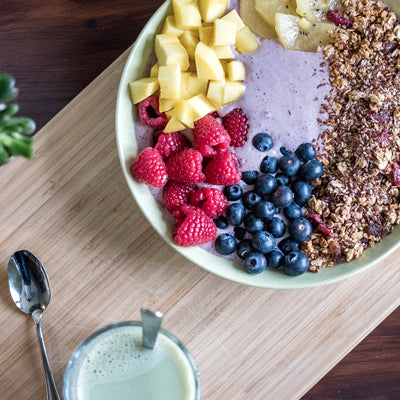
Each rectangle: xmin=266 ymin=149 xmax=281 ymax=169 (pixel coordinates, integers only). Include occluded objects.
xmin=8 ymin=250 xmax=60 ymax=400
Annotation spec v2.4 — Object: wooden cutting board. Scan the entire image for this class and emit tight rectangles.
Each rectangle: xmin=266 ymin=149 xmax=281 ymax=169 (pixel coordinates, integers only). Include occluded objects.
xmin=0 ymin=47 xmax=399 ymax=400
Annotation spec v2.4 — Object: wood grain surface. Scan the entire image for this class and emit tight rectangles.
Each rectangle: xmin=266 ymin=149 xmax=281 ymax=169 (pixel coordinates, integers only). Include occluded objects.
xmin=0 ymin=1 xmax=399 ymax=399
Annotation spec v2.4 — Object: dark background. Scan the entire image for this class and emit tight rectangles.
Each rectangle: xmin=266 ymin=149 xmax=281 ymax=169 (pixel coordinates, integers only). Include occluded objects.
xmin=0 ymin=1 xmax=399 ymax=398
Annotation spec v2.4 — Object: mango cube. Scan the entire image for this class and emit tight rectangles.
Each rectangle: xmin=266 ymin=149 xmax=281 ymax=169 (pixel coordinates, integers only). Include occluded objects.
xmin=158 ymin=64 xmax=181 ymax=99
xmin=198 ymin=25 xmax=214 ymax=46
xmin=161 ymin=15 xmax=184 ymax=37
xmin=213 ymin=45 xmax=234 ymax=59
xmin=187 ymin=94 xmax=216 ymax=120
xmin=195 ymin=42 xmax=224 ymax=80
xmin=179 ymin=72 xmax=192 ymax=99
xmin=155 ymin=34 xmax=190 ymax=71
xmin=180 ymin=30 xmax=200 ymax=59
xmin=207 ymin=79 xmax=225 ymax=109
xmin=172 ymin=0 xmax=202 ymax=30
xmin=198 ymin=0 xmax=229 ymax=23
xmin=150 ymin=63 xmax=159 ymax=78
xmin=187 ymin=73 xmax=208 ymax=97
xmin=213 ymin=19 xmax=236 ymax=46
xmin=163 ymin=117 xmax=186 ymax=133
xmin=221 ymin=9 xmax=245 ymax=32
xmin=129 ymin=77 xmax=159 ymax=104
xmin=235 ymin=26 xmax=260 ymax=53
xmin=223 ymin=81 xmax=245 ymax=105
xmin=159 ymin=98 xmax=176 ymax=112
xmin=227 ymin=60 xmax=245 ymax=81
xmin=167 ymin=100 xmax=196 ymax=128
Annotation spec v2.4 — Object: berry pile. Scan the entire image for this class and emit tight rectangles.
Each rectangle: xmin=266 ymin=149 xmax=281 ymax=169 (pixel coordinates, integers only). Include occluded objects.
xmin=130 ymin=97 xmax=248 ymax=247
xmin=213 ymin=139 xmax=324 ymax=276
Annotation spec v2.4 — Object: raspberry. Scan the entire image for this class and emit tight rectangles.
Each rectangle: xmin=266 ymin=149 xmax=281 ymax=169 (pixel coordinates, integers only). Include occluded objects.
xmin=392 ymin=163 xmax=400 ymax=186
xmin=326 ymin=10 xmax=352 ymax=28
xmin=154 ymin=132 xmax=191 ymax=160
xmin=190 ymin=188 xmax=228 ymax=219
xmin=204 ymin=151 xmax=242 ymax=185
xmin=130 ymin=147 xmax=168 ymax=188
xmin=138 ymin=97 xmax=168 ymax=129
xmin=162 ymin=181 xmax=195 ymax=212
xmin=222 ymin=108 xmax=249 ymax=147
xmin=166 ymin=148 xmax=205 ymax=184
xmin=193 ymin=114 xmax=230 ymax=157
xmin=173 ymin=205 xmax=217 ymax=246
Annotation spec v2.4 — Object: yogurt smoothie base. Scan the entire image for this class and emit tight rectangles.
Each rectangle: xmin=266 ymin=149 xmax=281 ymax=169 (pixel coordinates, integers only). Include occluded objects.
xmin=128 ymin=0 xmax=400 ymax=274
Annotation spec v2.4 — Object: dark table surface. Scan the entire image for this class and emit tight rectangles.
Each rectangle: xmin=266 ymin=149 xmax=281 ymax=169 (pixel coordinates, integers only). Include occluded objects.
xmin=1 ymin=1 xmax=399 ymax=399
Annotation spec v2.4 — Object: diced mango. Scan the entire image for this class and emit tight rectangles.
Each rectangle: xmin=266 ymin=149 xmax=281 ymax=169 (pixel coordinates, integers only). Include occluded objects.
xmin=207 ymin=78 xmax=225 ymax=109
xmin=179 ymin=72 xmax=192 ymax=99
xmin=198 ymin=25 xmax=214 ymax=46
xmin=163 ymin=117 xmax=186 ymax=133
xmin=129 ymin=77 xmax=159 ymax=104
xmin=161 ymin=15 xmax=185 ymax=37
xmin=223 ymin=80 xmax=245 ymax=105
xmin=213 ymin=19 xmax=236 ymax=46
xmin=150 ymin=63 xmax=159 ymax=78
xmin=187 ymin=94 xmax=216 ymax=120
xmin=167 ymin=100 xmax=196 ymax=128
xmin=159 ymin=98 xmax=176 ymax=113
xmin=187 ymin=73 xmax=209 ymax=97
xmin=213 ymin=45 xmax=234 ymax=59
xmin=195 ymin=42 xmax=224 ymax=80
xmin=226 ymin=60 xmax=246 ymax=81
xmin=172 ymin=0 xmax=202 ymax=30
xmin=158 ymin=65 xmax=182 ymax=99
xmin=198 ymin=0 xmax=229 ymax=23
xmin=221 ymin=9 xmax=245 ymax=32
xmin=180 ymin=30 xmax=200 ymax=59
xmin=235 ymin=26 xmax=260 ymax=53
xmin=155 ymin=34 xmax=190 ymax=71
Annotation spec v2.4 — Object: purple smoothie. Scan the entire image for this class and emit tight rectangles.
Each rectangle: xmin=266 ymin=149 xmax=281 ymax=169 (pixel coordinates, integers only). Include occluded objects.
xmin=132 ymin=3 xmax=331 ymax=261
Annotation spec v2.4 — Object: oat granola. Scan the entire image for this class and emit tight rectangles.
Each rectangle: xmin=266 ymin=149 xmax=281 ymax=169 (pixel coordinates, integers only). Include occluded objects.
xmin=304 ymin=0 xmax=400 ymax=271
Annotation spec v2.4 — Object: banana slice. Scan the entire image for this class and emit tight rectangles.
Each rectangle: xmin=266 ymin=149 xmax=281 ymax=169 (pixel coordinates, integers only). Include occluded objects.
xmin=240 ymin=0 xmax=277 ymax=39
xmin=255 ymin=0 xmax=297 ymax=28
xmin=275 ymin=13 xmax=334 ymax=52
xmin=296 ymin=0 xmax=339 ymax=23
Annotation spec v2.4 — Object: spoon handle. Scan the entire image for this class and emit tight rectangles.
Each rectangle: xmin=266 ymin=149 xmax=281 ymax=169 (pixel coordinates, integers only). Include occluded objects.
xmin=36 ymin=320 xmax=60 ymax=400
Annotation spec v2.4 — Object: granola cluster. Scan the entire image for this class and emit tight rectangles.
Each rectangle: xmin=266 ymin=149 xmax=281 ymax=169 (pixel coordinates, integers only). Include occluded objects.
xmin=304 ymin=0 xmax=400 ymax=271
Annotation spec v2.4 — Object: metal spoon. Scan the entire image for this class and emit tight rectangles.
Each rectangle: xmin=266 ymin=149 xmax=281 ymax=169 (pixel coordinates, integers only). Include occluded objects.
xmin=141 ymin=308 xmax=164 ymax=349
xmin=8 ymin=250 xmax=60 ymax=400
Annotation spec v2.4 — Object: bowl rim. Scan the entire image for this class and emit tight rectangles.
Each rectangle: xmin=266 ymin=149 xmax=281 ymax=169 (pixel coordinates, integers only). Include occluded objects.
xmin=115 ymin=0 xmax=400 ymax=289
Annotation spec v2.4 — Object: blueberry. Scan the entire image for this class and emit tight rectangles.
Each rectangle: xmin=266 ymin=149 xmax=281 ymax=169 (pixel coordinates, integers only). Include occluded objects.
xmin=242 ymin=191 xmax=262 ymax=210
xmin=271 ymin=185 xmax=293 ymax=208
xmin=236 ymin=239 xmax=253 ymax=259
xmin=274 ymin=206 xmax=280 ymax=214
xmin=283 ymin=203 xmax=302 ymax=220
xmin=280 ymin=146 xmax=291 ymax=156
xmin=242 ymin=170 xmax=259 ymax=185
xmin=215 ymin=234 xmax=237 ymax=255
xmin=265 ymin=217 xmax=286 ymax=238
xmin=266 ymin=249 xmax=284 ymax=269
xmin=243 ymin=212 xmax=264 ymax=233
xmin=254 ymin=174 xmax=277 ymax=196
xmin=254 ymin=200 xmax=275 ymax=220
xmin=252 ymin=132 xmax=273 ymax=152
xmin=295 ymin=142 xmax=316 ymax=161
xmin=244 ymin=251 xmax=267 ymax=274
xmin=234 ymin=226 xmax=247 ymax=240
xmin=214 ymin=215 xmax=228 ymax=229
xmin=275 ymin=173 xmax=290 ymax=186
xmin=292 ymin=180 xmax=312 ymax=206
xmin=278 ymin=237 xmax=300 ymax=254
xmin=298 ymin=159 xmax=323 ymax=182
xmin=227 ymin=203 xmax=245 ymax=226
xmin=278 ymin=152 xmax=301 ymax=176
xmin=260 ymin=156 xmax=277 ymax=174
xmin=282 ymin=251 xmax=310 ymax=276
xmin=289 ymin=217 xmax=313 ymax=243
xmin=224 ymin=184 xmax=243 ymax=201
xmin=251 ymin=230 xmax=275 ymax=253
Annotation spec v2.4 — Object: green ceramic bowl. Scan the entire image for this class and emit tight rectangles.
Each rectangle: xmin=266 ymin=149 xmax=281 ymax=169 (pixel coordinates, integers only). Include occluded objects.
xmin=115 ymin=0 xmax=400 ymax=289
